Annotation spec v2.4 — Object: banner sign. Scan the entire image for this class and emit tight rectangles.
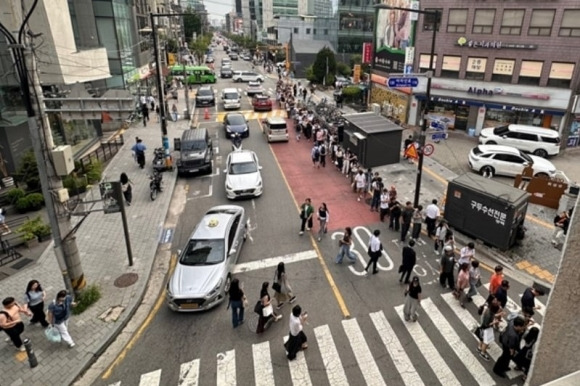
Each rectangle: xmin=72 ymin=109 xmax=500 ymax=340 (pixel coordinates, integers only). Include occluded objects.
xmin=374 ymin=1 xmax=417 ymax=73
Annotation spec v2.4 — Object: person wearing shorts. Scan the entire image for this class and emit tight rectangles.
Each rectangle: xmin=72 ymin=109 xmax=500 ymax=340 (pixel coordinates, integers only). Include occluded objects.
xmin=477 ymin=298 xmax=501 ymax=361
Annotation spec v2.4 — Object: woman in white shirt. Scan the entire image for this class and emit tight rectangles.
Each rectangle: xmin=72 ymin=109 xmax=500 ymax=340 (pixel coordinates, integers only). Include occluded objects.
xmin=284 ymin=305 xmax=308 ymax=360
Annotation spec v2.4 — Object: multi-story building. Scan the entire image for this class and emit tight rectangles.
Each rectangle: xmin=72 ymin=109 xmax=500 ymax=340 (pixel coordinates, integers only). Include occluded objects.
xmin=371 ymin=0 xmax=580 ymax=148
xmin=275 ymin=14 xmax=338 ymax=50
xmin=337 ymin=0 xmax=375 ymax=55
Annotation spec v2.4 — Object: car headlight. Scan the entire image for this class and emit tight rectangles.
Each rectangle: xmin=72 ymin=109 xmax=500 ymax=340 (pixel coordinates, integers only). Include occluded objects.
xmin=207 ymin=279 xmax=222 ymax=297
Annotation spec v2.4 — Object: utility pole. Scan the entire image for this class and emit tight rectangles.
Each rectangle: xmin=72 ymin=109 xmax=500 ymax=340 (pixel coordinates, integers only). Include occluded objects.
xmin=1 ymin=4 xmax=82 ymax=295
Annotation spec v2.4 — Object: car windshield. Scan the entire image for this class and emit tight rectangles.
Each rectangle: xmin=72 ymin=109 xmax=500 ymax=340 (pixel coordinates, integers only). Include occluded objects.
xmin=179 ymin=239 xmax=225 ymax=265
xmin=198 ymin=89 xmax=212 ymax=96
xmin=493 ymin=126 xmax=510 ymax=135
xmin=227 ymin=115 xmax=245 ymax=125
xmin=229 ymin=161 xmax=258 ymax=174
xmin=224 ymin=92 xmax=238 ymax=99
xmin=183 ymin=140 xmax=205 ymax=151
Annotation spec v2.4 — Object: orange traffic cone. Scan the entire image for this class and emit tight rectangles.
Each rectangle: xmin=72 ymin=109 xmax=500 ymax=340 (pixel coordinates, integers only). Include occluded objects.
xmin=204 ymin=107 xmax=210 ymax=120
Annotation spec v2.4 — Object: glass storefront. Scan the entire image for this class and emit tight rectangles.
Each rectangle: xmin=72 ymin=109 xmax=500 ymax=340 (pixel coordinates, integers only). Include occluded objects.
xmin=426 ymin=102 xmax=469 ymax=131
xmin=483 ymin=108 xmax=559 ymax=130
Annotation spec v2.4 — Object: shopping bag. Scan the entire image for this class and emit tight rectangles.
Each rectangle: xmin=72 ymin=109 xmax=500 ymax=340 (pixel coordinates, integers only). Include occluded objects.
xmin=45 ymin=326 xmax=62 ymax=343
xmin=262 ymin=304 xmax=274 ymax=317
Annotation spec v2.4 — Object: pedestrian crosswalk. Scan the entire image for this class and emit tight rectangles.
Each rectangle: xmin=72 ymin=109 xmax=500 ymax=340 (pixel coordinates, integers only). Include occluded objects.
xmin=107 ymin=290 xmax=539 ymax=386
xmin=215 ymin=109 xmax=286 ymax=123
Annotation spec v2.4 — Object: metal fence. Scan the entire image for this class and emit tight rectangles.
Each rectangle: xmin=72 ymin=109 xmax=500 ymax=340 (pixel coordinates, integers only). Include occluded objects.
xmin=77 ymin=134 xmax=125 ymax=173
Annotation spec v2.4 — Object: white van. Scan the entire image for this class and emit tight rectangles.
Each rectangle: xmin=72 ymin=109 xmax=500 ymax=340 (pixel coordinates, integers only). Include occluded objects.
xmin=263 ymin=117 xmax=288 ymax=142
xmin=221 ymin=88 xmax=241 ymax=110
xmin=479 ymin=124 xmax=560 ymax=158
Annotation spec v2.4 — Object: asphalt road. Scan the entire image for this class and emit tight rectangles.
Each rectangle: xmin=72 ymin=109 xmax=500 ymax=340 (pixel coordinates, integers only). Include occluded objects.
xmin=93 ymin=46 xmax=545 ymax=386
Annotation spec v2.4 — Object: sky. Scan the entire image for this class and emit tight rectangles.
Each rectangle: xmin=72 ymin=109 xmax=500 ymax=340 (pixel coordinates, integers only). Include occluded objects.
xmin=203 ymin=0 xmax=233 ymax=21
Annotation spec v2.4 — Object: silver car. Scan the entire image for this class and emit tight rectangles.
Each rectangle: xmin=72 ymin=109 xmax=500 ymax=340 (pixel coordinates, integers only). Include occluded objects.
xmin=167 ymin=205 xmax=247 ymax=312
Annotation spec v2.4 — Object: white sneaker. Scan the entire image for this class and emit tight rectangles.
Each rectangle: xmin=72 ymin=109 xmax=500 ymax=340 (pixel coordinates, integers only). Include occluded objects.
xmin=434 ymin=250 xmax=440 ymax=255
xmin=17 ymin=346 xmax=25 ymax=352
xmin=68 ymin=343 xmax=76 ymax=348
xmin=299 ymin=231 xmax=304 ymax=235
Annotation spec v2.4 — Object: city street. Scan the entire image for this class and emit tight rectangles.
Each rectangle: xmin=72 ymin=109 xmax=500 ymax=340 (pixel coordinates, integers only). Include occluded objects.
xmin=90 ymin=45 xmax=546 ymax=386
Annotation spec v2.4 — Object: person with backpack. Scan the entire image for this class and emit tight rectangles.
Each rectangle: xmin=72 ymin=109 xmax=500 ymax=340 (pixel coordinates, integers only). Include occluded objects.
xmin=120 ymin=172 xmax=133 ymax=206
xmin=24 ymin=279 xmax=49 ymax=328
xmin=311 ymin=144 xmax=320 ymax=168
xmin=0 ymin=297 xmax=32 ymax=351
xmin=318 ymin=143 xmax=327 ymax=168
xmin=47 ymin=290 xmax=77 ymax=348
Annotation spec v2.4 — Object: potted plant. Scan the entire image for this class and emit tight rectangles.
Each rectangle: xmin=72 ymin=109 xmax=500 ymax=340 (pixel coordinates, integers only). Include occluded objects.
xmin=35 ymin=223 xmax=52 ymax=242
xmin=17 ymin=216 xmax=51 ymax=243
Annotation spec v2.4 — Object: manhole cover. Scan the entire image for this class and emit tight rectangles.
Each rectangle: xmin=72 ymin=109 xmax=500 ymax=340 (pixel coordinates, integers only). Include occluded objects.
xmin=114 ymin=273 xmax=139 ymax=288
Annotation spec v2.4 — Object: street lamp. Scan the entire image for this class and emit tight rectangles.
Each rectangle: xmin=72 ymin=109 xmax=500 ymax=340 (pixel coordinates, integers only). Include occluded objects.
xmin=375 ymin=5 xmax=439 ymax=208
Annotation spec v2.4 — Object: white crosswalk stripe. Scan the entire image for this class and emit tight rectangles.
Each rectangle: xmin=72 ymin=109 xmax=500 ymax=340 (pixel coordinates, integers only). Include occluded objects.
xmin=108 ymin=293 xmax=540 ymax=386
xmin=421 ymin=298 xmax=496 ymax=385
xmin=369 ymin=311 xmax=424 ymax=386
xmin=394 ymin=304 xmax=462 ymax=386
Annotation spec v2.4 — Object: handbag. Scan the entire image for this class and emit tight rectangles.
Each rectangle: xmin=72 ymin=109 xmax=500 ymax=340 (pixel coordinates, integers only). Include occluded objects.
xmin=398 ymin=264 xmax=404 ymax=273
xmin=272 ymin=282 xmax=282 ymax=293
xmin=262 ymin=304 xmax=274 ymax=317
xmin=45 ymin=326 xmax=62 ymax=343
xmin=242 ymin=296 xmax=248 ymax=308
xmin=475 ymin=278 xmax=483 ymax=288
xmin=473 ymin=326 xmax=483 ymax=340
xmin=254 ymin=300 xmax=263 ymax=315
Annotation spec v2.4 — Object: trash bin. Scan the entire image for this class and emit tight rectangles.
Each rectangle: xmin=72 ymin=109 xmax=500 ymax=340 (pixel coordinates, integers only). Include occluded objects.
xmin=468 ymin=127 xmax=476 ymax=137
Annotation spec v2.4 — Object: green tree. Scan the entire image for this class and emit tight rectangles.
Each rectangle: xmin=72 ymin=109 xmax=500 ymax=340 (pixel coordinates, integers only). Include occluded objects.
xmin=336 ymin=62 xmax=352 ymax=77
xmin=312 ymin=47 xmax=337 ymax=86
xmin=166 ymin=38 xmax=179 ymax=53
xmin=183 ymin=7 xmax=202 ymax=43
xmin=349 ymin=54 xmax=370 ymax=74
xmin=189 ymin=34 xmax=212 ymax=64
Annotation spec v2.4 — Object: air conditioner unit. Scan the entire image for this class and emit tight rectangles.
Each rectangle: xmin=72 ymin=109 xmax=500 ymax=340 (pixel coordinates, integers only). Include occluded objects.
xmin=372 ymin=103 xmax=380 ymax=114
xmin=51 ymin=145 xmax=75 ymax=176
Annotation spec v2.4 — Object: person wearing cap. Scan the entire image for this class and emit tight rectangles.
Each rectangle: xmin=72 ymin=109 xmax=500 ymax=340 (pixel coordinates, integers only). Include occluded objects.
xmin=439 ymin=245 xmax=456 ymax=290
xmin=494 ymin=280 xmax=510 ymax=308
xmin=486 ymin=265 xmax=504 ymax=304
xmin=403 ymin=276 xmax=422 ymax=322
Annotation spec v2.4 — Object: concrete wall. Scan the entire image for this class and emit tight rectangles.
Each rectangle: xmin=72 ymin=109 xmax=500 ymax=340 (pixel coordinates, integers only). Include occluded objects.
xmin=527 ymin=200 xmax=580 ymax=384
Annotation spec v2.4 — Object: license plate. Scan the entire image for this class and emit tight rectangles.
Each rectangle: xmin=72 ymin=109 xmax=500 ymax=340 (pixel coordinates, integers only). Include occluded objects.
xmin=181 ymin=303 xmax=199 ymax=309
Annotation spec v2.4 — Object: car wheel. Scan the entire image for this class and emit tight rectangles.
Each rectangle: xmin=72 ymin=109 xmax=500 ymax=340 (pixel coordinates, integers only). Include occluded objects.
xmin=533 ymin=149 xmax=548 ymax=158
xmin=480 ymin=166 xmax=495 ymax=177
xmin=485 ymin=141 xmax=497 ymax=145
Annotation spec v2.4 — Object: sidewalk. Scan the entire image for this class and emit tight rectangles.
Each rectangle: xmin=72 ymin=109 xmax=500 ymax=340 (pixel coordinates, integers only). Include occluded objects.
xmin=0 ymin=91 xmax=190 ymax=386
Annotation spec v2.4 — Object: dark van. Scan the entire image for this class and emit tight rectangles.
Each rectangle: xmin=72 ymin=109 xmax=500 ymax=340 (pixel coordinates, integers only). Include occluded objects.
xmin=174 ymin=128 xmax=213 ymax=176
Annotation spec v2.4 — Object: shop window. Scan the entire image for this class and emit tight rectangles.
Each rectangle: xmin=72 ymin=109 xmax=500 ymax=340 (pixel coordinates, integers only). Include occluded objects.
xmin=559 ymin=9 xmax=580 ymax=37
xmin=500 ymin=9 xmax=524 ymax=35
xmin=423 ymin=8 xmax=442 ymax=31
xmin=492 ymin=59 xmax=514 ymax=83
xmin=528 ymin=10 xmax=554 ymax=36
xmin=518 ymin=76 xmax=541 ymax=86
xmin=518 ymin=60 xmax=542 ymax=85
xmin=447 ymin=9 xmax=467 ymax=33
xmin=473 ymin=9 xmax=495 ymax=34
xmin=440 ymin=70 xmax=460 ymax=79
xmin=441 ymin=55 xmax=460 ymax=78
xmin=419 ymin=54 xmax=437 ymax=72
xmin=465 ymin=57 xmax=486 ymax=80
xmin=547 ymin=62 xmax=574 ymax=88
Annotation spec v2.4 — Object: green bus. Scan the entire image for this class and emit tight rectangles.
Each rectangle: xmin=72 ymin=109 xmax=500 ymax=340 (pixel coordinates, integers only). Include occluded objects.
xmin=168 ymin=65 xmax=216 ymax=84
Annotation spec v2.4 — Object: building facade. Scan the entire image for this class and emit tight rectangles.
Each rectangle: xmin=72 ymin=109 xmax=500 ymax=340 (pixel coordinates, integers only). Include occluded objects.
xmin=275 ymin=15 xmax=338 ymax=50
xmin=337 ymin=0 xmax=376 ymax=55
xmin=371 ymin=0 xmax=580 ymax=147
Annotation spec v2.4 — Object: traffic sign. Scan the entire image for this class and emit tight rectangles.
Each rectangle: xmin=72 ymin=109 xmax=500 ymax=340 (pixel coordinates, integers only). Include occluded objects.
xmin=423 ymin=144 xmax=435 ymax=156
xmin=404 ymin=143 xmax=418 ymax=159
xmin=431 ymin=132 xmax=448 ymax=141
xmin=388 ymin=77 xmax=419 ymax=88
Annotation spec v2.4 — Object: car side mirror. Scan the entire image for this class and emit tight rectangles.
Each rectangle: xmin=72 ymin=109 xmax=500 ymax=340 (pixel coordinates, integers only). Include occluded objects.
xmin=223 ymin=169 xmax=227 ymax=173
xmin=177 ymin=249 xmax=182 ymax=255
xmin=258 ymin=166 xmax=263 ymax=170
xmin=229 ymin=248 xmax=237 ymax=256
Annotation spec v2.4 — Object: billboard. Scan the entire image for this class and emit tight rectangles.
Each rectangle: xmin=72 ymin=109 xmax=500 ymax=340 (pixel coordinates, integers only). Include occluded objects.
xmin=374 ymin=1 xmax=416 ymax=73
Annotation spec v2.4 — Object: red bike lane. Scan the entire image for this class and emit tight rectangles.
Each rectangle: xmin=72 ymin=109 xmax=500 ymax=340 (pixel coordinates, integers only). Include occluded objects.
xmin=270 ymin=119 xmax=378 ymax=233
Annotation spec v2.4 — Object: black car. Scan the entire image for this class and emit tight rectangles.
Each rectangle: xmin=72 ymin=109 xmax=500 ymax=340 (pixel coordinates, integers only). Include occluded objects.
xmin=195 ymin=86 xmax=215 ymax=106
xmin=223 ymin=113 xmax=249 ymax=138
xmin=220 ymin=67 xmax=233 ymax=78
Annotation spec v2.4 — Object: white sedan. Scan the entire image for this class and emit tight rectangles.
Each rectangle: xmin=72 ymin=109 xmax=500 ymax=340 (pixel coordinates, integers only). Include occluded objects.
xmin=468 ymin=145 xmax=557 ymax=178
xmin=246 ymin=81 xmax=264 ymax=97
xmin=224 ymin=150 xmax=263 ymax=199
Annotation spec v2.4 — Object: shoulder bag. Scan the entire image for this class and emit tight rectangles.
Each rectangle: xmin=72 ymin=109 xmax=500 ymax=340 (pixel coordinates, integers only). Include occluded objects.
xmin=272 ymin=271 xmax=282 ymax=293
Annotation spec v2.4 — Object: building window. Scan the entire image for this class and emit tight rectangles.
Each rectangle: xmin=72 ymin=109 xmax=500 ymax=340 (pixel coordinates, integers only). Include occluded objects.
xmin=441 ymin=55 xmax=461 ymax=79
xmin=324 ymin=29 xmax=328 ymax=35
xmin=447 ymin=9 xmax=467 ymax=33
xmin=518 ymin=61 xmax=543 ymax=86
xmin=548 ymin=62 xmax=574 ymax=88
xmin=419 ymin=54 xmax=437 ymax=71
xmin=500 ymin=9 xmax=524 ymax=35
xmin=423 ymin=8 xmax=442 ymax=31
xmin=293 ymin=28 xmax=298 ymax=33
xmin=559 ymin=9 xmax=580 ymax=37
xmin=492 ymin=59 xmax=515 ymax=83
xmin=306 ymin=28 xmax=311 ymax=34
xmin=528 ymin=9 xmax=554 ymax=36
xmin=465 ymin=57 xmax=487 ymax=80
xmin=473 ymin=9 xmax=495 ymax=34
xmin=313 ymin=29 xmax=317 ymax=35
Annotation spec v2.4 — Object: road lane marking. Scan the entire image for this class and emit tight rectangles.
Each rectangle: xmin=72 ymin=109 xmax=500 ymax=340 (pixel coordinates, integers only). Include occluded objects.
xmin=283 ymin=336 xmax=313 ymax=386
xmin=421 ymin=298 xmax=496 ymax=386
xmin=179 ymin=359 xmax=200 ymax=386
xmin=342 ymin=318 xmax=386 ymax=385
xmin=440 ymin=293 xmax=519 ymax=379
xmin=101 ymin=254 xmax=178 ymax=380
xmin=232 ymin=250 xmax=318 ymax=273
xmin=253 ymin=341 xmax=275 ymax=386
xmin=370 ymin=311 xmax=424 ymax=386
xmin=216 ymin=350 xmax=235 ymax=386
xmin=269 ymin=132 xmax=351 ymax=318
xmin=139 ymin=369 xmax=161 ymax=385
xmin=314 ymin=325 xmax=349 ymax=386
xmin=395 ymin=304 xmax=462 ymax=386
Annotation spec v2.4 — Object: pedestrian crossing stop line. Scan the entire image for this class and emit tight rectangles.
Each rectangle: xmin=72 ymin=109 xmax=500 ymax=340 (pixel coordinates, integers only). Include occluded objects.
xmin=107 ymin=296 xmax=538 ymax=386
xmin=215 ymin=109 xmax=286 ymax=123
xmin=232 ymin=250 xmax=318 ymax=274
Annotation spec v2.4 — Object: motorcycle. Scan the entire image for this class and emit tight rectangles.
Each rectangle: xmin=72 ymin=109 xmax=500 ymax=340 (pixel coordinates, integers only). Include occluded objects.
xmin=149 ymin=171 xmax=163 ymax=201
xmin=231 ymin=133 xmax=243 ymax=151
xmin=152 ymin=147 xmax=165 ymax=172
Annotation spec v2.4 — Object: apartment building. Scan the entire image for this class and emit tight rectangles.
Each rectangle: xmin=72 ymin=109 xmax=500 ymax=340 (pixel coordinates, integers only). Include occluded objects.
xmin=371 ymin=0 xmax=580 ymax=147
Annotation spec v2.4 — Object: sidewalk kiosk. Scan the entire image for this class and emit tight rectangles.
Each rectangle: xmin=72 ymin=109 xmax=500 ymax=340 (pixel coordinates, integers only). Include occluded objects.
xmin=444 ymin=173 xmax=530 ymax=250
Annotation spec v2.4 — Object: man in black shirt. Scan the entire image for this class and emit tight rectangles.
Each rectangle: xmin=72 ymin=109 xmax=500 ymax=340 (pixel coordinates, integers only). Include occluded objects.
xmin=494 ymin=280 xmax=510 ymax=308
xmin=493 ymin=316 xmax=526 ymax=378
xmin=400 ymin=201 xmax=414 ymax=242
xmin=521 ymin=287 xmax=544 ymax=311
xmin=400 ymin=240 xmax=416 ymax=284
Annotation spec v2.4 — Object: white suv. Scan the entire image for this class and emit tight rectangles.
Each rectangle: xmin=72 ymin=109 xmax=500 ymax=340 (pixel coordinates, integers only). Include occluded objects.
xmin=232 ymin=71 xmax=264 ymax=83
xmin=479 ymin=124 xmax=560 ymax=158
xmin=221 ymin=88 xmax=241 ymax=110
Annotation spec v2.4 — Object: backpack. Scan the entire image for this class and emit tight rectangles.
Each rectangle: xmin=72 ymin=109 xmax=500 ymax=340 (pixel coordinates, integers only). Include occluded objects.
xmin=314 ymin=147 xmax=320 ymax=158
xmin=0 ymin=310 xmax=11 ymax=331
